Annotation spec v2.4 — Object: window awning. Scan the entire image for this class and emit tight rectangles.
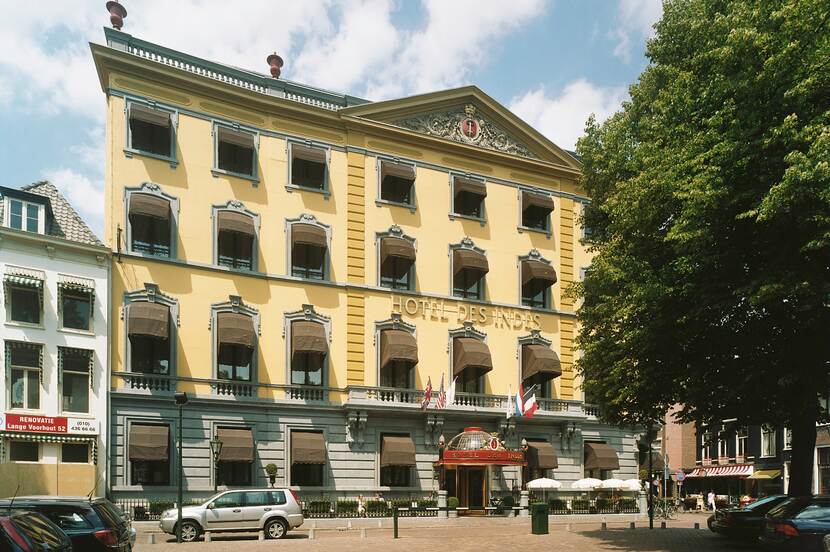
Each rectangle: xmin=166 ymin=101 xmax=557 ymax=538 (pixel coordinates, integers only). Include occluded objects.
xmin=292 ymin=321 xmax=328 ymax=355
xmin=453 ymin=337 xmax=493 ymax=378
xmin=380 ymin=435 xmax=417 ymax=467
xmin=521 ymin=260 xmax=557 ymax=287
xmin=129 ymin=103 xmax=171 ymax=127
xmin=2 ymin=432 xmax=98 ymax=465
xmin=522 ymin=344 xmax=562 ymax=381
xmin=217 ymin=126 xmax=255 ymax=148
xmin=584 ymin=442 xmax=620 ymax=471
xmin=217 ymin=210 xmax=255 ymax=237
xmin=380 ymin=160 xmax=416 ymax=181
xmin=6 ymin=342 xmax=42 ymax=369
xmin=292 ymin=223 xmax=327 ymax=249
xmin=522 ymin=191 xmax=555 ymax=214
xmin=217 ymin=312 xmax=256 ymax=349
xmin=217 ymin=427 xmax=254 ymax=462
xmin=129 ymin=424 xmax=169 ymax=461
xmin=380 ymin=237 xmax=416 ymax=264
xmin=292 ymin=431 xmax=326 ymax=464
xmin=453 ymin=248 xmax=489 ymax=275
xmin=129 ymin=193 xmax=170 ymax=220
xmin=4 ymin=266 xmax=45 ymax=289
xmin=747 ymin=469 xmax=780 ymax=480
xmin=380 ymin=329 xmax=418 ymax=369
xmin=527 ymin=441 xmax=558 ymax=470
xmin=817 ymin=426 xmax=830 ymax=447
xmin=292 ymin=143 xmax=327 ymax=164
xmin=687 ymin=464 xmax=754 ymax=478
xmin=454 ymin=178 xmax=487 ymax=198
xmin=58 ymin=274 xmax=95 ymax=294
xmin=128 ymin=302 xmax=169 ymax=339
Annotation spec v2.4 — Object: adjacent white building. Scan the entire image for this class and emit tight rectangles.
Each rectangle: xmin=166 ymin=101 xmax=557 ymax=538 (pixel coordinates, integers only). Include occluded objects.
xmin=0 ymin=182 xmax=110 ymax=496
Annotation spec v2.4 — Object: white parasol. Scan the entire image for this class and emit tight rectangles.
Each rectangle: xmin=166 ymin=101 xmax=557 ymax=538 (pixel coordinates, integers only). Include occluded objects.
xmin=599 ymin=478 xmax=627 ymax=490
xmin=623 ymin=479 xmax=643 ymax=491
xmin=570 ymin=478 xmax=603 ymax=490
xmin=526 ymin=478 xmax=562 ymax=490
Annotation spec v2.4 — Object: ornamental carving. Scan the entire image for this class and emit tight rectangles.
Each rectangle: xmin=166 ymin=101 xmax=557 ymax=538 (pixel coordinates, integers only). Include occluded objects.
xmin=390 ymin=104 xmax=539 ymax=160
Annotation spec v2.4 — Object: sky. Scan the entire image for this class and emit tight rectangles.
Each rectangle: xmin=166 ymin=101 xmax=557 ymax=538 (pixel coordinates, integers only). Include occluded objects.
xmin=0 ymin=0 xmax=662 ymax=238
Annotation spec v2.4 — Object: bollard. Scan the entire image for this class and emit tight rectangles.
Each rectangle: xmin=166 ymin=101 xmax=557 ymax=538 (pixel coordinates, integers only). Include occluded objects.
xmin=566 ymin=523 xmax=571 ymax=532
xmin=147 ymin=534 xmax=155 ymax=544
xmin=378 ymin=520 xmax=383 ymax=528
xmin=309 ymin=528 xmax=315 ymax=540
xmin=393 ymin=507 xmax=399 ymax=539
xmin=360 ymin=528 xmax=367 ymax=539
xmin=661 ymin=521 xmax=666 ymax=529
xmin=601 ymin=522 xmax=607 ymax=530
xmin=629 ymin=522 xmax=636 ymax=529
xmin=694 ymin=522 xmax=700 ymax=530
xmin=347 ymin=521 xmax=353 ymax=530
xmin=258 ymin=530 xmax=265 ymax=541
xmin=205 ymin=532 xmax=211 ymax=542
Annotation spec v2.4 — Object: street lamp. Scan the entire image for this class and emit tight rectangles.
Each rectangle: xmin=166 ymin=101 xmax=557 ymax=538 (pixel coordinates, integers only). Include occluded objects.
xmin=209 ymin=437 xmax=223 ymax=493
xmin=174 ymin=392 xmax=188 ymax=544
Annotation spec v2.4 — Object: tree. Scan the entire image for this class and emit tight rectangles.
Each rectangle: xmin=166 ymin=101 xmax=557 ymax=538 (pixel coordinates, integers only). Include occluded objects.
xmin=575 ymin=0 xmax=830 ymax=496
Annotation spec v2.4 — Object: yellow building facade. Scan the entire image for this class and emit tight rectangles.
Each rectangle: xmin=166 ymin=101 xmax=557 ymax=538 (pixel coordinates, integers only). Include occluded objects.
xmin=93 ymin=27 xmax=635 ymax=509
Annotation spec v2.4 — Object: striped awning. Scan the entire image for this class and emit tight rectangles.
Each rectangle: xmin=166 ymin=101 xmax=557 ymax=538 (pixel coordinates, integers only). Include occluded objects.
xmin=687 ymin=464 xmax=754 ymax=478
xmin=58 ymin=274 xmax=95 ymax=292
xmin=4 ymin=266 xmax=45 ymax=289
xmin=1 ymin=432 xmax=98 ymax=465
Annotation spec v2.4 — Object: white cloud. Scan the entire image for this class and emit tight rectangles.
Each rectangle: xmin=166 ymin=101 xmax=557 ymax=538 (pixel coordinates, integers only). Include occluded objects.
xmin=42 ymin=168 xmax=104 ymax=237
xmin=610 ymin=0 xmax=663 ymax=63
xmin=509 ymin=79 xmax=627 ymax=150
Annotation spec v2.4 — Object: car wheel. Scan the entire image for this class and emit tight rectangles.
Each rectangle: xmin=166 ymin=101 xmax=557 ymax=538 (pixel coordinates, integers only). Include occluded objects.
xmin=265 ymin=518 xmax=288 ymax=539
xmin=178 ymin=521 xmax=201 ymax=542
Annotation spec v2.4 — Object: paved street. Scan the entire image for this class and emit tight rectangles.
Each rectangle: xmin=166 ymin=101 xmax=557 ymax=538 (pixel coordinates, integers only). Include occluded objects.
xmin=135 ymin=515 xmax=763 ymax=552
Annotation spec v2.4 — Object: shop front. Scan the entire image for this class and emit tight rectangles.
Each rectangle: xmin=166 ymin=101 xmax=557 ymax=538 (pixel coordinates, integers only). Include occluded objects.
xmin=684 ymin=464 xmax=754 ymax=500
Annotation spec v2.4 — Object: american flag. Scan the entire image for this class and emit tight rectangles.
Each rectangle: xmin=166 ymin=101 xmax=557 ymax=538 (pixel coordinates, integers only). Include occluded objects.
xmin=436 ymin=375 xmax=446 ymax=409
xmin=421 ymin=376 xmax=432 ymax=410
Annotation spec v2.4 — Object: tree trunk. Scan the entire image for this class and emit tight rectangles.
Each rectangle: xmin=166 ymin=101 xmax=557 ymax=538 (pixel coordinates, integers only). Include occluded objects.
xmin=788 ymin=409 xmax=818 ymax=496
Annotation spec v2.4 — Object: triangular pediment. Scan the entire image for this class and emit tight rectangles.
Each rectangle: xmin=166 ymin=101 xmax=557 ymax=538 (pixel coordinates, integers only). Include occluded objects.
xmin=341 ymin=86 xmax=579 ymax=169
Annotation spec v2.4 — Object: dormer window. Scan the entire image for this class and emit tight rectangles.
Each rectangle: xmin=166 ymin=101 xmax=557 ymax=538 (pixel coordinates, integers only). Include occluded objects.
xmin=290 ymin=143 xmax=328 ymax=191
xmin=452 ymin=176 xmax=486 ymax=219
xmin=216 ymin=126 xmax=256 ymax=178
xmin=521 ymin=191 xmax=555 ymax=232
xmin=379 ymin=160 xmax=416 ymax=207
xmin=6 ymin=199 xmax=43 ymax=234
xmin=128 ymin=103 xmax=173 ymax=158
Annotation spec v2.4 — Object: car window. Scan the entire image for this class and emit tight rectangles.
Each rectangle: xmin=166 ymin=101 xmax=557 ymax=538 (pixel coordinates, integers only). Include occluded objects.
xmin=41 ymin=508 xmax=92 ymax=530
xmin=795 ymin=503 xmax=830 ymax=521
xmin=11 ymin=513 xmax=68 ymax=549
xmin=244 ymin=492 xmax=269 ymax=507
xmin=213 ymin=492 xmax=244 ymax=508
xmin=269 ymin=491 xmax=287 ymax=505
xmin=745 ymin=495 xmax=785 ymax=512
xmin=93 ymin=501 xmax=126 ymax=529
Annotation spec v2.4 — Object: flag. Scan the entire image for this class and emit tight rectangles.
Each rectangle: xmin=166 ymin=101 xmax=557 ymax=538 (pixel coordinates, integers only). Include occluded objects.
xmin=506 ymin=385 xmax=513 ymax=419
xmin=523 ymin=385 xmax=538 ymax=419
xmin=436 ymin=375 xmax=446 ymax=409
xmin=514 ymin=384 xmax=525 ymax=417
xmin=421 ymin=376 xmax=432 ymax=410
xmin=446 ymin=377 xmax=456 ymax=407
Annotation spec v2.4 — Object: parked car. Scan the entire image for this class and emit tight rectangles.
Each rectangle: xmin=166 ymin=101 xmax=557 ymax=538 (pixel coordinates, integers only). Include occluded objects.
xmin=159 ymin=489 xmax=304 ymax=542
xmin=759 ymin=496 xmax=830 ymax=552
xmin=0 ymin=496 xmax=133 ymax=551
xmin=0 ymin=510 xmax=72 ymax=552
xmin=707 ymin=494 xmax=789 ymax=539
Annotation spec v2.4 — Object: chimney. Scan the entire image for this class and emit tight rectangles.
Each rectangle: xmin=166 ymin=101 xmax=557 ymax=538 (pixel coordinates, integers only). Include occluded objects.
xmin=267 ymin=53 xmax=284 ymax=79
xmin=106 ymin=1 xmax=128 ymax=30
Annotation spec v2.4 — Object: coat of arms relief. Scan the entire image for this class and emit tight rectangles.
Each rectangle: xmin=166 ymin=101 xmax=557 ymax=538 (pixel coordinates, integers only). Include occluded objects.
xmin=389 ymin=104 xmax=540 ymax=160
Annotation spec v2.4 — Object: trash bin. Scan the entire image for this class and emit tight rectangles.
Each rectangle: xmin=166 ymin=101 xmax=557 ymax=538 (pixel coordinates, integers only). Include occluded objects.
xmin=530 ymin=502 xmax=549 ymax=535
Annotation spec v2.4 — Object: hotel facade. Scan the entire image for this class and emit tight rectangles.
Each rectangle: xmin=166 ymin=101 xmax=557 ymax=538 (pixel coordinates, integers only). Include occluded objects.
xmin=92 ymin=27 xmax=637 ymax=508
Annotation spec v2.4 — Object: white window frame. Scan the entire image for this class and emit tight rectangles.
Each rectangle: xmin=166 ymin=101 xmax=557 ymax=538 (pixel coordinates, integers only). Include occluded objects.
xmin=7 ymin=343 xmax=42 ymax=411
xmin=58 ymin=278 xmax=95 ymax=334
xmin=700 ymin=431 xmax=712 ymax=463
xmin=783 ymin=428 xmax=792 ymax=450
xmin=59 ymin=347 xmax=92 ymax=415
xmin=761 ymin=426 xmax=777 ymax=458
xmin=60 ymin=442 xmax=91 ymax=464
xmin=3 ymin=197 xmax=45 ymax=234
xmin=735 ymin=427 xmax=748 ymax=460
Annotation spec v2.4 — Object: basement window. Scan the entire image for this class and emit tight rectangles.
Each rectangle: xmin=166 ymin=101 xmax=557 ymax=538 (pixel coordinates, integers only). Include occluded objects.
xmin=379 ymin=160 xmax=416 ymax=208
xmin=128 ymin=103 xmax=173 ymax=158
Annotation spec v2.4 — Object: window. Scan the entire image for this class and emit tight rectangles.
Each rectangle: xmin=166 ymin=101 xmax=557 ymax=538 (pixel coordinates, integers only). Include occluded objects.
xmin=379 ymin=235 xmax=415 ymax=291
xmin=452 ymin=247 xmax=488 ymax=300
xmin=41 ymin=508 xmax=92 ymax=530
xmin=61 ymin=443 xmax=89 ymax=463
xmin=380 ymin=257 xmax=412 ymax=290
xmin=290 ymin=143 xmax=327 ymax=191
xmin=761 ymin=426 xmax=777 ymax=457
xmin=291 ymin=463 xmax=323 ymax=487
xmin=218 ymin=461 xmax=252 ymax=486
xmin=7 ymin=284 xmax=41 ymax=324
xmin=454 ymin=268 xmax=484 ymax=300
xmin=216 ymin=209 xmax=257 ymax=271
xmin=130 ymin=336 xmax=170 ymax=375
xmin=129 ymin=423 xmax=170 ymax=486
xmin=717 ymin=433 xmax=728 ymax=460
xmin=8 ymin=344 xmax=40 ymax=410
xmin=244 ymin=491 xmax=270 ymax=507
xmin=452 ymin=177 xmax=486 ymax=219
xmin=60 ymin=348 xmax=90 ymax=413
xmin=215 ymin=312 xmax=256 ymax=386
xmin=128 ymin=103 xmax=172 ymax=157
xmin=60 ymin=287 xmax=93 ymax=331
xmin=131 ymin=458 xmax=170 ymax=485
xmin=700 ymin=431 xmax=711 ymax=462
xmin=6 ymin=199 xmax=42 ymax=233
xmin=291 ymin=352 xmax=324 ymax=386
xmin=379 ymin=160 xmax=416 ymax=206
xmin=290 ymin=223 xmax=328 ymax=280
xmin=522 ymin=279 xmax=550 ymax=309
xmin=521 ymin=191 xmax=554 ymax=231
xmin=290 ymin=430 xmax=325 ymax=486
xmin=381 ymin=465 xmax=410 ymax=487
xmin=736 ymin=427 xmax=748 ymax=460
xmin=213 ymin=492 xmax=245 ymax=508
xmin=457 ymin=368 xmax=484 ymax=394
xmin=522 ymin=375 xmax=552 ymax=399
xmin=216 ymin=126 xmax=256 ymax=177
xmin=819 ymin=448 xmax=830 ymax=495
xmin=784 ymin=428 xmax=792 ymax=450
xmin=381 ymin=360 xmax=411 ymax=389
xmin=9 ymin=441 xmax=38 ymax=461
xmin=128 ymin=193 xmax=172 ymax=257
xmin=217 ymin=344 xmax=252 ymax=382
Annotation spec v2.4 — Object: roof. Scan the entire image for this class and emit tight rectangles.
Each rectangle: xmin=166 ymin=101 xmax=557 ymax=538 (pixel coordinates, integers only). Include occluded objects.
xmin=0 ymin=182 xmax=103 ymax=247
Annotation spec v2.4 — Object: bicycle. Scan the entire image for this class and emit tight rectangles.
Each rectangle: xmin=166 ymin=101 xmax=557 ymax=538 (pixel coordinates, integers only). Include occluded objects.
xmin=652 ymin=498 xmax=678 ymax=519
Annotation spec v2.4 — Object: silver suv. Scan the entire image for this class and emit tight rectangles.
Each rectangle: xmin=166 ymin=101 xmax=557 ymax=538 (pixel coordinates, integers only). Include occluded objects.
xmin=159 ymin=489 xmax=303 ymax=541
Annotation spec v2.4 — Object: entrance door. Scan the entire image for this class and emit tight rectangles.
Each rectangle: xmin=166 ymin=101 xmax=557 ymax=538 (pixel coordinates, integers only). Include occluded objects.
xmin=467 ymin=468 xmax=485 ymax=510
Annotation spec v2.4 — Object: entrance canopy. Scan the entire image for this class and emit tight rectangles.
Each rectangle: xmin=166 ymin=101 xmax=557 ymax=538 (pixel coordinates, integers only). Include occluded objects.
xmin=687 ymin=464 xmax=753 ymax=478
xmin=435 ymin=427 xmax=525 ymax=466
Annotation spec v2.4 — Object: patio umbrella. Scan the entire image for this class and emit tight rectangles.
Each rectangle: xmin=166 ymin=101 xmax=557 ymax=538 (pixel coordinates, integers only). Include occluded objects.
xmin=623 ymin=479 xmax=643 ymax=492
xmin=599 ymin=478 xmax=626 ymax=490
xmin=570 ymin=478 xmax=602 ymax=490
xmin=527 ymin=477 xmax=562 ymax=502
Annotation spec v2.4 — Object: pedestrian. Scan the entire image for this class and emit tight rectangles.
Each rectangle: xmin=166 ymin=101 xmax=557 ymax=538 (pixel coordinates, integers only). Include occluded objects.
xmin=707 ymin=490 xmax=716 ymax=512
xmin=357 ymin=494 xmax=366 ymax=517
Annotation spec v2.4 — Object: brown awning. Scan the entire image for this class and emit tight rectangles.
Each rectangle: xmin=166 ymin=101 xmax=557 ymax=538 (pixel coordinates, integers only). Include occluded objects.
xmin=584 ymin=442 xmax=620 ymax=471
xmin=453 ymin=337 xmax=493 ymax=377
xmin=292 ymin=224 xmax=327 ymax=249
xmin=292 ymin=321 xmax=327 ymax=355
xmin=453 ymin=248 xmax=489 ymax=275
xmin=129 ymin=194 xmax=170 ymax=220
xmin=522 ymin=344 xmax=562 ymax=381
xmin=522 ymin=260 xmax=557 ymax=287
xmin=380 ymin=435 xmax=417 ymax=467
xmin=292 ymin=143 xmax=327 ymax=164
xmin=217 ymin=210 xmax=255 ymax=237
xmin=817 ymin=426 xmax=830 ymax=448
xmin=381 ymin=237 xmax=416 ymax=264
xmin=128 ymin=302 xmax=169 ymax=339
xmin=454 ymin=178 xmax=487 ymax=198
xmin=129 ymin=103 xmax=170 ymax=127
xmin=292 ymin=431 xmax=326 ymax=464
xmin=381 ymin=160 xmax=416 ymax=181
xmin=217 ymin=312 xmax=256 ymax=349
xmin=217 ymin=427 xmax=254 ymax=462
xmin=129 ymin=424 xmax=169 ymax=461
xmin=380 ymin=330 xmax=418 ymax=369
xmin=217 ymin=126 xmax=255 ymax=148
xmin=527 ymin=441 xmax=559 ymax=470
xmin=522 ymin=191 xmax=555 ymax=213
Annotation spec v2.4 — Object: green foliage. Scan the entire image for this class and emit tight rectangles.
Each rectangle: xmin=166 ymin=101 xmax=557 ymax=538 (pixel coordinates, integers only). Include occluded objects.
xmin=575 ymin=0 xmax=830 ymax=496
xmin=265 ymin=463 xmax=278 ymax=475
xmin=365 ymin=500 xmax=387 ymax=517
xmin=570 ymin=499 xmax=592 ymax=514
xmin=336 ymin=499 xmax=358 ymax=517
xmin=447 ymin=496 xmax=459 ymax=510
xmin=547 ymin=499 xmax=568 ymax=514
xmin=303 ymin=500 xmax=331 ymax=518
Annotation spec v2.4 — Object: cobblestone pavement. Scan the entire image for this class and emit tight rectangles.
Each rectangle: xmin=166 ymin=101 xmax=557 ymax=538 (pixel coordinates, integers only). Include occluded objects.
xmin=134 ymin=516 xmax=763 ymax=552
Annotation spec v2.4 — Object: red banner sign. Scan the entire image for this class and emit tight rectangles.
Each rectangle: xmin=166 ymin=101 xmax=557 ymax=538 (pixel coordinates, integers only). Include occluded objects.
xmin=0 ymin=413 xmax=98 ymax=435
xmin=440 ymin=449 xmax=526 ymax=466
